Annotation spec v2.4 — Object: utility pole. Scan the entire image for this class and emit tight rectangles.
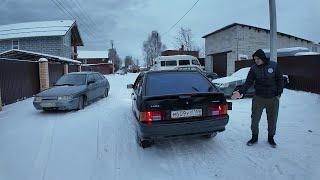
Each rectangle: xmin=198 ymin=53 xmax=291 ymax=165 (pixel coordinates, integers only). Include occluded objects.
xmin=110 ymin=40 xmax=115 ymax=73
xmin=269 ymin=0 xmax=277 ymax=62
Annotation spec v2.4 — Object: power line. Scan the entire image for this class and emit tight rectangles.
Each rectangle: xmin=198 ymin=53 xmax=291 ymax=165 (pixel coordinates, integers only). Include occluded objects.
xmin=71 ymin=0 xmax=99 ymax=28
xmin=49 ymin=0 xmax=96 ymax=39
xmin=162 ymin=0 xmax=200 ymax=36
xmin=60 ymin=0 xmax=97 ymax=34
xmin=57 ymin=0 xmax=98 ymax=37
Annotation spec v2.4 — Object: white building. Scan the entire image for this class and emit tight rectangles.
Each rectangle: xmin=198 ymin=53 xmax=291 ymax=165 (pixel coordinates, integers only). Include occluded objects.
xmin=203 ymin=23 xmax=320 ymax=76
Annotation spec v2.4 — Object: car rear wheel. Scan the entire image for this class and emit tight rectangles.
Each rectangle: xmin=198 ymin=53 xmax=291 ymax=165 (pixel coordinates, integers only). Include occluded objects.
xmin=136 ymin=133 xmax=153 ymax=148
xmin=203 ymin=132 xmax=217 ymax=139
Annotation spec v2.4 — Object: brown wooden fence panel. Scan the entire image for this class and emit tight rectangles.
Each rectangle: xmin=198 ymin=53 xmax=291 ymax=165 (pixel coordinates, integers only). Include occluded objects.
xmin=48 ymin=63 xmax=64 ymax=87
xmin=0 ymin=59 xmax=40 ymax=105
xmin=235 ymin=55 xmax=320 ymax=94
xmin=68 ymin=65 xmax=79 ymax=73
xmin=81 ymin=66 xmax=95 ymax=72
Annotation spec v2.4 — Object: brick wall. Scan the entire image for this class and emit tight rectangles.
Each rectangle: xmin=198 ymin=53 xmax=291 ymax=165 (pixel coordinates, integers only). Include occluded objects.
xmin=0 ymin=33 xmax=72 ymax=58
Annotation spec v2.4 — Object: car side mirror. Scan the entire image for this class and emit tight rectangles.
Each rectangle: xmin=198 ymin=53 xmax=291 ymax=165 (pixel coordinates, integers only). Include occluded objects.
xmin=127 ymin=84 xmax=133 ymax=89
xmin=87 ymin=80 xmax=95 ymax=85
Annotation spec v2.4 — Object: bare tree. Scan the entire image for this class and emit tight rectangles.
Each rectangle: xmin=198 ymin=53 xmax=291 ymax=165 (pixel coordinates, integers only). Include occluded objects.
xmin=176 ymin=27 xmax=195 ymax=51
xmin=143 ymin=31 xmax=166 ymax=67
xmin=108 ymin=40 xmax=122 ymax=72
xmin=124 ymin=56 xmax=134 ymax=68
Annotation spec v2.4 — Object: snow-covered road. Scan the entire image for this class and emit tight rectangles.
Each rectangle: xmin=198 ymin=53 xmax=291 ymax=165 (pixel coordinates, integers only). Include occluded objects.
xmin=0 ymin=73 xmax=319 ymax=180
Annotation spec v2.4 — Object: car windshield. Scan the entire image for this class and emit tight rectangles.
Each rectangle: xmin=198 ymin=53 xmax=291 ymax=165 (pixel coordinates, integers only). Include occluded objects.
xmin=146 ymin=72 xmax=217 ymax=96
xmin=55 ymin=74 xmax=87 ymax=86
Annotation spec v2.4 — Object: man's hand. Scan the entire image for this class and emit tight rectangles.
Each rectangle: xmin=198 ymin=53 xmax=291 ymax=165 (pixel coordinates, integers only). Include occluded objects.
xmin=231 ymin=91 xmax=243 ymax=100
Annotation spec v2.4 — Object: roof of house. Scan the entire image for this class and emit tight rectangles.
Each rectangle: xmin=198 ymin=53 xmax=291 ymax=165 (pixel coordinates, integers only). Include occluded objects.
xmin=202 ymin=23 xmax=315 ymax=43
xmin=77 ymin=51 xmax=108 ymax=59
xmin=0 ymin=20 xmax=83 ymax=46
xmin=0 ymin=49 xmax=81 ymax=64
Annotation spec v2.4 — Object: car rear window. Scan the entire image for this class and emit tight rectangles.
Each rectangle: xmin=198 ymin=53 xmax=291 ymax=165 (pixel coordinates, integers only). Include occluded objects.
xmin=146 ymin=72 xmax=217 ymax=96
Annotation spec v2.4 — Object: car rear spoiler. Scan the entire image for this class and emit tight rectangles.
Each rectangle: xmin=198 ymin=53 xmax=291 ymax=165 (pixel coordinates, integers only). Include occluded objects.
xmin=143 ymin=92 xmax=225 ymax=101
xmin=143 ymin=92 xmax=232 ymax=111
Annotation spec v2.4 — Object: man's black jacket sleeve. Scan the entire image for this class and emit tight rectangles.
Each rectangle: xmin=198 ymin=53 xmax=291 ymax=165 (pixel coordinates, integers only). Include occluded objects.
xmin=275 ymin=65 xmax=284 ymax=96
xmin=239 ymin=67 xmax=255 ymax=95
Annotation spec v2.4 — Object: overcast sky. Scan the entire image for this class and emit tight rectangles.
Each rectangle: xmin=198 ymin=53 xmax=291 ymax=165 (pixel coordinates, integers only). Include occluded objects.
xmin=1 ymin=0 xmax=319 ymax=62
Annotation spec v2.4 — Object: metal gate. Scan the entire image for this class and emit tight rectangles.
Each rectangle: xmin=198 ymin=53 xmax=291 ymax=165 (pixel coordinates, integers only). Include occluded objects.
xmin=0 ymin=59 xmax=40 ymax=105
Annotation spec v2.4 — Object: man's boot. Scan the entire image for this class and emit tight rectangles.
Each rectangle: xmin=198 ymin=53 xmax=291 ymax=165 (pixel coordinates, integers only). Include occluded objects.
xmin=247 ymin=134 xmax=258 ymax=146
xmin=268 ymin=135 xmax=277 ymax=148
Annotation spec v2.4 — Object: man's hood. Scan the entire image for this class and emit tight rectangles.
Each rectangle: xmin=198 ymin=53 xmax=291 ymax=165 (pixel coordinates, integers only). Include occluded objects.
xmin=252 ymin=49 xmax=270 ymax=64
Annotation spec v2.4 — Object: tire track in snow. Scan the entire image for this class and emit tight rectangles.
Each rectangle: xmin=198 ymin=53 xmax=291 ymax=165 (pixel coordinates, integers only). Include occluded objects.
xmin=28 ymin=117 xmax=56 ymax=180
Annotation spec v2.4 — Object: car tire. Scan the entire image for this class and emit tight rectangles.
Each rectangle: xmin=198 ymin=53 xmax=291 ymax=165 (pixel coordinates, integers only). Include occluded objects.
xmin=136 ymin=133 xmax=153 ymax=148
xmin=203 ymin=132 xmax=217 ymax=139
xmin=103 ymin=88 xmax=109 ymax=98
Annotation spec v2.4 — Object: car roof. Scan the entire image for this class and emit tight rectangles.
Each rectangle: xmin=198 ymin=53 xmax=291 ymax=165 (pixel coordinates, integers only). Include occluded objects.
xmin=145 ymin=70 xmax=200 ymax=75
xmin=67 ymin=71 xmax=99 ymax=75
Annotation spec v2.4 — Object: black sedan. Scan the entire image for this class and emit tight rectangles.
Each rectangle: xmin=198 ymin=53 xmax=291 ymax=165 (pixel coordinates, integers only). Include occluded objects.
xmin=33 ymin=72 xmax=110 ymax=111
xmin=127 ymin=70 xmax=232 ymax=148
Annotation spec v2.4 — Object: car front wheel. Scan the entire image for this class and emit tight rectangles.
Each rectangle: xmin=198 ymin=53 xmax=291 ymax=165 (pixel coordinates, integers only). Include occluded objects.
xmin=103 ymin=88 xmax=109 ymax=98
xmin=78 ymin=96 xmax=86 ymax=110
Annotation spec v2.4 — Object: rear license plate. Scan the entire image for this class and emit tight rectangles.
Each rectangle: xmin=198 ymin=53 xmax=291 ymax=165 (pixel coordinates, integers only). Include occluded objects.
xmin=171 ymin=109 xmax=202 ymax=119
xmin=41 ymin=102 xmax=56 ymax=108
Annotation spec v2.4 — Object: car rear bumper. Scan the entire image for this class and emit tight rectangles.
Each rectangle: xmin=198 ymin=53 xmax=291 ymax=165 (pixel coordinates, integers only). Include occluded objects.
xmin=136 ymin=115 xmax=229 ymax=140
xmin=33 ymin=98 xmax=79 ymax=111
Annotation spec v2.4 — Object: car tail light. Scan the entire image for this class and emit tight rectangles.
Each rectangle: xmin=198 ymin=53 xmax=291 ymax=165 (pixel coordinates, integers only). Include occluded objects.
xmin=140 ymin=111 xmax=165 ymax=124
xmin=207 ymin=105 xmax=228 ymax=116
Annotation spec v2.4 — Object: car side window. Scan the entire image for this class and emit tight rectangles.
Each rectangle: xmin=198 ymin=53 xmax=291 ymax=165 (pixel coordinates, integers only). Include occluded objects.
xmin=87 ymin=75 xmax=95 ymax=83
xmin=98 ymin=73 xmax=105 ymax=79
xmin=192 ymin=59 xmax=200 ymax=65
xmin=179 ymin=60 xmax=190 ymax=65
xmin=94 ymin=74 xmax=102 ymax=81
xmin=136 ymin=78 xmax=143 ymax=95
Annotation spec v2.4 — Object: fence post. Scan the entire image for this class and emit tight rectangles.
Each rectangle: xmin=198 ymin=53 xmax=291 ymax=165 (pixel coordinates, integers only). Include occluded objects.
xmin=78 ymin=65 xmax=82 ymax=72
xmin=39 ymin=58 xmax=49 ymax=91
xmin=64 ymin=63 xmax=69 ymax=74
xmin=0 ymin=88 xmax=2 ymax=111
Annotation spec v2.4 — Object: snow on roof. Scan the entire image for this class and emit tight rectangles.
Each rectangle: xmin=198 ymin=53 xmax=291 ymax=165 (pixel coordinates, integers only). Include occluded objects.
xmin=155 ymin=55 xmax=198 ymax=61
xmin=294 ymin=52 xmax=320 ymax=56
xmin=0 ymin=20 xmax=75 ymax=40
xmin=77 ymin=51 xmax=108 ymax=59
xmin=263 ymin=47 xmax=309 ymax=53
xmin=0 ymin=49 xmax=81 ymax=64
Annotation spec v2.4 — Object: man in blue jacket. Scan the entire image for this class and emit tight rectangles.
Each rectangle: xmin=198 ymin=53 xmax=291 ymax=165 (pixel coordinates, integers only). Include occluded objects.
xmin=232 ymin=49 xmax=284 ymax=148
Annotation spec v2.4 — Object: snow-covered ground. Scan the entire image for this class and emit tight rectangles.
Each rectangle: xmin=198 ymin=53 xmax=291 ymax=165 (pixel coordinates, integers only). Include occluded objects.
xmin=0 ymin=73 xmax=319 ymax=180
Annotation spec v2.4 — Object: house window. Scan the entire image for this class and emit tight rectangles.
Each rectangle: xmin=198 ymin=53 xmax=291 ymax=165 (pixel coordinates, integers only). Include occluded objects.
xmin=12 ymin=40 xmax=19 ymax=49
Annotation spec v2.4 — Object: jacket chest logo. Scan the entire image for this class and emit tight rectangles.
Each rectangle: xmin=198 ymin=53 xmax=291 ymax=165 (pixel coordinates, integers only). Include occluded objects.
xmin=268 ymin=68 xmax=274 ymax=74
